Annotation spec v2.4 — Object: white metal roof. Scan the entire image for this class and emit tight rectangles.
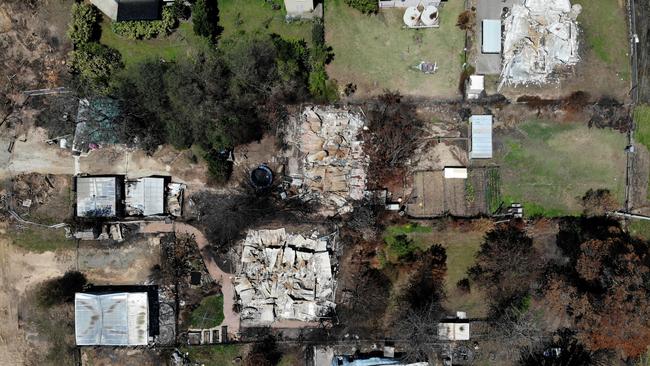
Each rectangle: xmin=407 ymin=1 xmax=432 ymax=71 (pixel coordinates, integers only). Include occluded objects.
xmin=470 ymin=115 xmax=493 ymax=159
xmin=444 ymin=167 xmax=468 ymax=179
xmin=125 ymin=177 xmax=165 ymax=216
xmin=76 ymin=177 xmax=118 ymax=217
xmin=482 ymin=19 xmax=502 ymax=54
xmin=75 ymin=292 xmax=149 ymax=346
xmin=438 ymin=322 xmax=470 ymax=341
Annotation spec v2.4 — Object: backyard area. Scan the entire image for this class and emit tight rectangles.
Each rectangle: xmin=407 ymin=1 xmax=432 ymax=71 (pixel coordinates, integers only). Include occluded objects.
xmin=100 ymin=21 xmax=211 ymax=67
xmin=189 ymin=295 xmax=224 ymax=329
xmin=325 ymin=0 xmax=465 ymax=98
xmin=497 ymin=120 xmax=627 ymax=217
xmin=218 ymin=0 xmax=313 ymax=43
xmin=382 ymin=222 xmax=490 ymax=316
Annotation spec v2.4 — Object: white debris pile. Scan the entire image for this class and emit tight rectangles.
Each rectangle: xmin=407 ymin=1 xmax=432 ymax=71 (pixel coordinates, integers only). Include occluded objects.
xmin=500 ymin=0 xmax=582 ymax=89
xmin=234 ymin=228 xmax=336 ymax=325
xmin=287 ymin=107 xmax=368 ymax=215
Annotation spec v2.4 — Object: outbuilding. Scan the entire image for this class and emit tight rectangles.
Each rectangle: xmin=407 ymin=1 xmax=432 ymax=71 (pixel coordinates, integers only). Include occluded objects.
xmin=75 ymin=292 xmax=149 ymax=346
xmin=76 ymin=176 xmax=121 ymax=218
xmin=91 ymin=0 xmax=162 ymax=22
xmin=481 ymin=19 xmax=502 ymax=54
xmin=469 ymin=115 xmax=493 ymax=159
xmin=125 ymin=177 xmax=166 ymax=216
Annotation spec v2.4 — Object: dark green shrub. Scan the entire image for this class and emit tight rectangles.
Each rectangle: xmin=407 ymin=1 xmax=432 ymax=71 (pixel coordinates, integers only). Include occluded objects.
xmin=344 ymin=0 xmax=378 ymax=14
xmin=192 ymin=0 xmax=219 ymax=39
xmin=69 ymin=42 xmax=123 ymax=92
xmin=67 ymin=3 xmax=100 ymax=47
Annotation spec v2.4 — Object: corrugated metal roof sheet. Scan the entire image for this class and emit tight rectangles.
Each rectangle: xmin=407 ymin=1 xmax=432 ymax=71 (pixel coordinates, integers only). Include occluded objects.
xmin=76 ymin=177 xmax=118 ymax=217
xmin=75 ymin=292 xmax=149 ymax=346
xmin=470 ymin=115 xmax=493 ymax=159
xmin=125 ymin=177 xmax=165 ymax=216
xmin=482 ymin=19 xmax=502 ymax=54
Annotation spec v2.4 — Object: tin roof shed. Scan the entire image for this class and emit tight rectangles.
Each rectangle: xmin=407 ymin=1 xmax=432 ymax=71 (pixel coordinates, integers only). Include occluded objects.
xmin=125 ymin=177 xmax=165 ymax=216
xmin=482 ymin=19 xmax=502 ymax=54
xmin=75 ymin=292 xmax=149 ymax=346
xmin=76 ymin=176 xmax=119 ymax=217
xmin=469 ymin=115 xmax=493 ymax=159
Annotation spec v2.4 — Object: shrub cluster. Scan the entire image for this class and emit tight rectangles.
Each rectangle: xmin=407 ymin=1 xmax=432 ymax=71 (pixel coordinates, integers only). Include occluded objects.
xmin=111 ymin=7 xmax=178 ymax=40
xmin=344 ymin=0 xmax=379 ymax=14
xmin=67 ymin=2 xmax=101 ymax=47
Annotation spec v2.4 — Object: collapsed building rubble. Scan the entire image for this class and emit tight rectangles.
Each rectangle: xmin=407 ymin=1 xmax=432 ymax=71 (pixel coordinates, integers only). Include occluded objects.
xmin=234 ymin=228 xmax=336 ymax=325
xmin=500 ymin=0 xmax=582 ymax=89
xmin=285 ymin=107 xmax=368 ymax=215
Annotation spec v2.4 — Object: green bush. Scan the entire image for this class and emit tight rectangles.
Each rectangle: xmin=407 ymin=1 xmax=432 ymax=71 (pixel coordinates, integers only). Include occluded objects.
xmin=192 ymin=0 xmax=219 ymax=39
xmin=111 ymin=7 xmax=178 ymax=40
xmin=312 ymin=20 xmax=325 ymax=46
xmin=70 ymin=42 xmax=123 ymax=91
xmin=344 ymin=0 xmax=378 ymax=14
xmin=67 ymin=3 xmax=100 ymax=47
xmin=308 ymin=45 xmax=338 ymax=102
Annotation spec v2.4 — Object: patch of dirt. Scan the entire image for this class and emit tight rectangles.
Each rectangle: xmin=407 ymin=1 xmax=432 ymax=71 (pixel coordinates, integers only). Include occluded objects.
xmin=0 ymin=223 xmax=74 ymax=365
xmin=78 ymin=235 xmax=162 ymax=285
xmin=11 ymin=173 xmax=72 ymax=223
xmin=0 ymin=0 xmax=73 ymax=94
xmin=81 ymin=348 xmax=167 ymax=366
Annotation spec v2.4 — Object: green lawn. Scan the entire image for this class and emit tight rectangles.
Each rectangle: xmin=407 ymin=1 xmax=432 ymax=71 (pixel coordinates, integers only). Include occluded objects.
xmin=100 ymin=21 xmax=211 ymax=67
xmin=498 ymin=120 xmax=627 ymax=217
xmin=573 ymin=0 xmax=630 ymax=80
xmin=218 ymin=0 xmax=313 ymax=43
xmin=325 ymin=0 xmax=465 ymax=97
xmin=628 ymin=220 xmax=650 ymax=241
xmin=380 ymin=223 xmax=489 ymax=316
xmin=635 ymin=105 xmax=650 ymax=199
xmin=9 ymin=227 xmax=75 ymax=253
xmin=189 ymin=295 xmax=224 ymax=329
xmin=180 ymin=345 xmax=245 ymax=366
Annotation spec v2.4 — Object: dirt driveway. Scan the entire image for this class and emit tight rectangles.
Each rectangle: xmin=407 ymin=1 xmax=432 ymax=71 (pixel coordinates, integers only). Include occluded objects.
xmin=1 ymin=127 xmax=210 ymax=188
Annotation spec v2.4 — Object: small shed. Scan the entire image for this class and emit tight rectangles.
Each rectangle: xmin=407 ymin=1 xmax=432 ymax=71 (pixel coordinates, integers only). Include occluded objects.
xmin=482 ymin=19 xmax=502 ymax=54
xmin=76 ymin=176 xmax=120 ymax=217
xmin=438 ymin=321 xmax=470 ymax=341
xmin=469 ymin=115 xmax=493 ymax=159
xmin=91 ymin=0 xmax=162 ymax=22
xmin=444 ymin=167 xmax=468 ymax=179
xmin=466 ymin=75 xmax=485 ymax=100
xmin=284 ymin=0 xmax=314 ymax=15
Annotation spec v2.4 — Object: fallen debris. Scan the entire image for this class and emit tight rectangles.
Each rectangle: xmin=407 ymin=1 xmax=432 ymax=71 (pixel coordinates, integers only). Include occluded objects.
xmin=500 ymin=0 xmax=582 ymax=89
xmin=285 ymin=106 xmax=368 ymax=216
xmin=234 ymin=228 xmax=336 ymax=325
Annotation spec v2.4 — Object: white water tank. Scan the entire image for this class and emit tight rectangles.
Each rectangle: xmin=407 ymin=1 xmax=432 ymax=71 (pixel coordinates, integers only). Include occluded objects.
xmin=420 ymin=6 xmax=439 ymax=26
xmin=403 ymin=6 xmax=421 ymax=27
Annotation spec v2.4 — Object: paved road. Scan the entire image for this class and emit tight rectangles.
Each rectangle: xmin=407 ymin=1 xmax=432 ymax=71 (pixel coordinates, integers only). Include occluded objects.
xmin=140 ymin=222 xmax=241 ymax=337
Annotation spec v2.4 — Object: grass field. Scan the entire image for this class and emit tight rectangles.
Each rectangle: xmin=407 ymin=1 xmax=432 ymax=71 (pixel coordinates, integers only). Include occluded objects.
xmin=635 ymin=105 xmax=650 ymax=199
xmin=381 ymin=222 xmax=489 ymax=316
xmin=189 ymin=295 xmax=224 ymax=328
xmin=180 ymin=345 xmax=245 ymax=366
xmin=498 ymin=120 xmax=627 ymax=217
xmin=9 ymin=227 xmax=75 ymax=253
xmin=573 ymin=0 xmax=630 ymax=80
xmin=100 ymin=21 xmax=211 ymax=67
xmin=218 ymin=0 xmax=313 ymax=43
xmin=325 ymin=0 xmax=465 ymax=97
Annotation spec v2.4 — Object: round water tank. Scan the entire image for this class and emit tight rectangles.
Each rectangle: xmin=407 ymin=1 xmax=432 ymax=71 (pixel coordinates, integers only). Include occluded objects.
xmin=403 ymin=7 xmax=421 ymax=27
xmin=250 ymin=165 xmax=273 ymax=189
xmin=420 ymin=6 xmax=439 ymax=26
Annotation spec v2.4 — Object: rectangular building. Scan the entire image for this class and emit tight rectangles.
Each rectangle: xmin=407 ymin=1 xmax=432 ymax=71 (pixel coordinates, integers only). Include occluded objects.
xmin=125 ymin=177 xmax=165 ymax=216
xmin=469 ymin=115 xmax=493 ymax=159
xmin=482 ymin=19 xmax=502 ymax=54
xmin=75 ymin=292 xmax=149 ymax=346
xmin=76 ymin=176 xmax=120 ymax=217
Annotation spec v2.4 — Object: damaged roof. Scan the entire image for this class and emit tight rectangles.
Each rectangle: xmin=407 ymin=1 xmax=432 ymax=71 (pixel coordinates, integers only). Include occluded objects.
xmin=125 ymin=177 xmax=165 ymax=216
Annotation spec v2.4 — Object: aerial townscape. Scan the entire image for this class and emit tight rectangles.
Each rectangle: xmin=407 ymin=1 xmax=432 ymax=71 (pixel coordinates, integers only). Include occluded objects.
xmin=2 ymin=0 xmax=650 ymax=365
